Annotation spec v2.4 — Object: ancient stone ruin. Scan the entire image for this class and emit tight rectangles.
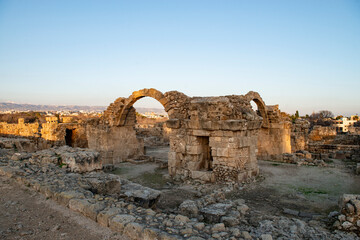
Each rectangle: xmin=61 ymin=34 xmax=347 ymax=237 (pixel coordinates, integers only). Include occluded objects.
xmin=86 ymin=88 xmax=291 ymax=183
xmin=1 ymin=89 xmax=359 ymax=239
xmin=0 ymin=88 xmax=315 ymax=182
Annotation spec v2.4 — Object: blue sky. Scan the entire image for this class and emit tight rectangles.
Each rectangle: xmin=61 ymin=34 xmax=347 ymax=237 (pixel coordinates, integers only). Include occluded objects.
xmin=0 ymin=0 xmax=359 ymax=116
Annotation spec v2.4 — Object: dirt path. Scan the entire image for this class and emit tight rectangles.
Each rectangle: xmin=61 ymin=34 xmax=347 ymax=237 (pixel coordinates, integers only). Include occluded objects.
xmin=0 ymin=176 xmax=128 ymax=240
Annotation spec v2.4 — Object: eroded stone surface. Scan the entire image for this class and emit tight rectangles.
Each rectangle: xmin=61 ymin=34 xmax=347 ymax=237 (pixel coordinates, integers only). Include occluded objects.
xmin=0 ymin=150 xmax=358 ymax=239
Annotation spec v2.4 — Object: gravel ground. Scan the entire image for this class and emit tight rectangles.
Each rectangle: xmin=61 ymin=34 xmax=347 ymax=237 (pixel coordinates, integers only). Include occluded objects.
xmin=0 ymin=176 xmax=128 ymax=240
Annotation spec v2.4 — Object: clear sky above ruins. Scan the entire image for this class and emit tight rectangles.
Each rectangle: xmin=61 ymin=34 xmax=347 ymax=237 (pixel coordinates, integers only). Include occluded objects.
xmin=0 ymin=0 xmax=359 ymax=116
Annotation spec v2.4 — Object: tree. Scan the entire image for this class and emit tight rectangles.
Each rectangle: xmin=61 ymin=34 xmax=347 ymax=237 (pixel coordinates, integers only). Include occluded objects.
xmin=295 ymin=110 xmax=299 ymax=118
xmin=309 ymin=110 xmax=334 ymax=127
xmin=319 ymin=110 xmax=334 ymax=119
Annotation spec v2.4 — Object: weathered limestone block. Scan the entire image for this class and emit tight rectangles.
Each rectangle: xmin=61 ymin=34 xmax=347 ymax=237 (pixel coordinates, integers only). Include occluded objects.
xmin=200 ymin=203 xmax=233 ymax=223
xmin=124 ymin=222 xmax=144 ymax=240
xmin=85 ymin=173 xmax=122 ymax=195
xmin=54 ymin=191 xmax=86 ymax=207
xmin=109 ymin=214 xmax=136 ymax=233
xmin=122 ymin=180 xmax=161 ymax=208
xmin=68 ymin=198 xmax=105 ymax=221
xmin=179 ymin=200 xmax=199 ymax=218
xmin=143 ymin=228 xmax=163 ymax=240
xmin=97 ymin=208 xmax=121 ymax=227
xmin=54 ymin=146 xmax=102 ymax=173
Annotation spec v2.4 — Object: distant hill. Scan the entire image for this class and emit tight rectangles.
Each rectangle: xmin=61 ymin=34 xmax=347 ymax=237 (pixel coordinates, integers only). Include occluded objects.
xmin=0 ymin=102 xmax=167 ymax=115
xmin=0 ymin=102 xmax=106 ymax=112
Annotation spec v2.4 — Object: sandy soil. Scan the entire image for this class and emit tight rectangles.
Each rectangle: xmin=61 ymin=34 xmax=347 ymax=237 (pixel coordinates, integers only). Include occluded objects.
xmin=0 ymin=176 xmax=128 ymax=240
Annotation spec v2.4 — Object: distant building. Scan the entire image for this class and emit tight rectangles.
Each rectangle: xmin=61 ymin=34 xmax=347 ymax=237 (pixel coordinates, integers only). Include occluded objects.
xmin=334 ymin=115 xmax=358 ymax=133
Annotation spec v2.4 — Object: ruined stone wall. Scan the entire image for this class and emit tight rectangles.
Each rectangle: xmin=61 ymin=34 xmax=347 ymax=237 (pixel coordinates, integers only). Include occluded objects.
xmin=308 ymin=126 xmax=337 ymax=142
xmin=86 ymin=120 xmax=143 ymax=165
xmin=166 ymin=94 xmax=263 ymax=183
xmin=291 ymin=119 xmax=310 ymax=153
xmin=88 ymin=89 xmax=264 ymax=182
xmin=87 ymin=106 xmax=143 ymax=164
xmin=0 ymin=117 xmax=87 ymax=149
xmin=257 ymin=105 xmax=291 ymax=160
xmin=0 ymin=119 xmax=40 ymax=137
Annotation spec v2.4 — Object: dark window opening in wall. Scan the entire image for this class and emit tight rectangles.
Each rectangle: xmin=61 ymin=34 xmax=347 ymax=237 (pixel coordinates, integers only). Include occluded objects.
xmin=198 ymin=136 xmax=213 ymax=171
xmin=65 ymin=129 xmax=73 ymax=147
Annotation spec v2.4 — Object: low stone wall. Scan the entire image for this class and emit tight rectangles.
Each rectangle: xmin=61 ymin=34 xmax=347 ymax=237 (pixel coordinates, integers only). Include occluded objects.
xmin=307 ymin=144 xmax=360 ymax=160
xmin=0 ymin=118 xmax=88 ymax=149
xmin=0 ymin=119 xmax=40 ymax=138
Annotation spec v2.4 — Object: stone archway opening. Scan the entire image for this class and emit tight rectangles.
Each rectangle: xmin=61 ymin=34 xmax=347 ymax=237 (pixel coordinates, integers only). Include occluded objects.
xmin=132 ymin=97 xmax=170 ymax=164
xmin=250 ymin=100 xmax=261 ymax=117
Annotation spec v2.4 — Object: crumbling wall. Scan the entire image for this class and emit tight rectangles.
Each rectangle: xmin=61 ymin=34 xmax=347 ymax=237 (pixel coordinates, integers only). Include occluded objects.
xmin=308 ymin=126 xmax=337 ymax=142
xmin=291 ymin=119 xmax=310 ymax=153
xmin=257 ymin=105 xmax=291 ymax=160
xmin=86 ymin=117 xmax=143 ymax=165
xmin=91 ymin=89 xmax=264 ymax=183
xmin=0 ymin=118 xmax=40 ymax=137
xmin=166 ymin=94 xmax=263 ymax=183
xmin=0 ymin=117 xmax=87 ymax=149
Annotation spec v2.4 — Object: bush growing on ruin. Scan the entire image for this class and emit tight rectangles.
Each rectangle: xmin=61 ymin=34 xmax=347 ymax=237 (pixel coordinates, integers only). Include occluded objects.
xmin=289 ymin=110 xmax=300 ymax=123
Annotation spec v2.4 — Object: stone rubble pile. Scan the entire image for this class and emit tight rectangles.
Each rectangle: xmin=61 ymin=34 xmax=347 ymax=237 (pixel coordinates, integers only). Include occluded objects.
xmin=0 ymin=137 xmax=36 ymax=152
xmin=279 ymin=151 xmax=329 ymax=167
xmin=26 ymin=146 xmax=102 ymax=173
xmin=331 ymin=194 xmax=360 ymax=233
xmin=0 ymin=146 xmax=358 ymax=239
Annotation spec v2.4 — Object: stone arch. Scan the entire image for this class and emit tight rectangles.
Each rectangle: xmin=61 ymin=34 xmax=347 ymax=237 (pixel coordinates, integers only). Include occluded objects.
xmin=117 ymin=88 xmax=170 ymax=126
xmin=245 ymin=91 xmax=269 ymax=128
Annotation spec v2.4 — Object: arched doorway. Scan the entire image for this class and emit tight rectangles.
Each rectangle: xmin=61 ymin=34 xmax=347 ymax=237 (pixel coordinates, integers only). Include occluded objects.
xmin=132 ymin=97 xmax=170 ymax=163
